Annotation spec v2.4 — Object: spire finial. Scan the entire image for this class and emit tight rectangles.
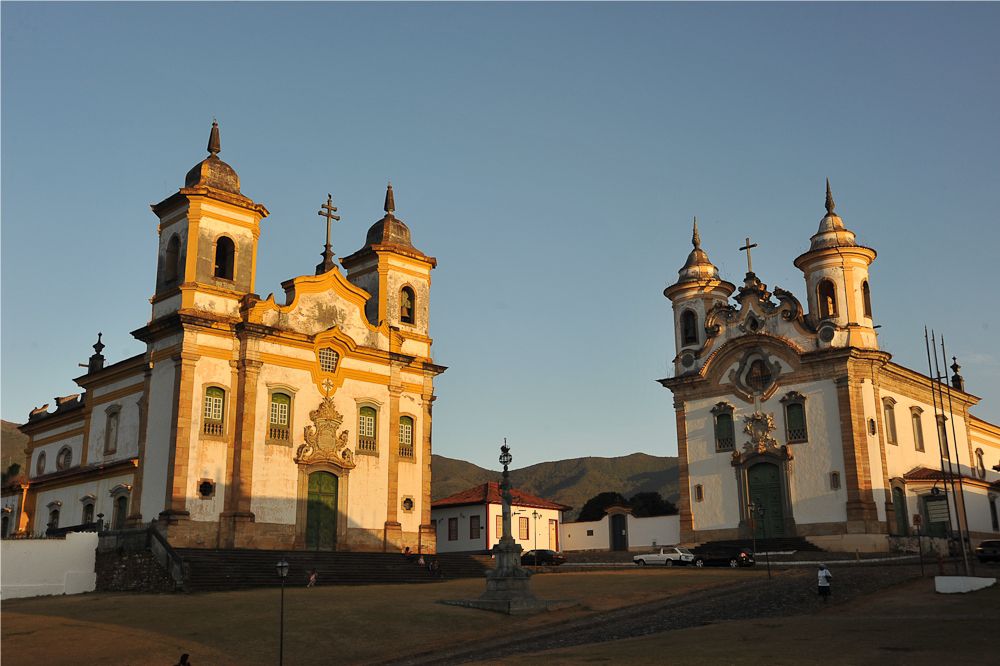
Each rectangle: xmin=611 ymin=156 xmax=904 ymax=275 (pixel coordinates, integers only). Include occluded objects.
xmin=692 ymin=217 xmax=701 ymax=249
xmin=208 ymin=120 xmax=221 ymax=157
xmin=93 ymin=332 xmax=105 ymax=355
xmin=825 ymin=178 xmax=835 ymax=215
xmin=384 ymin=181 xmax=395 ymax=215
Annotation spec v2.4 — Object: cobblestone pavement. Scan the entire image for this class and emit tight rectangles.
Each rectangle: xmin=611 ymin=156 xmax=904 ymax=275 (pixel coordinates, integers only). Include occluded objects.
xmin=387 ymin=564 xmax=924 ymax=665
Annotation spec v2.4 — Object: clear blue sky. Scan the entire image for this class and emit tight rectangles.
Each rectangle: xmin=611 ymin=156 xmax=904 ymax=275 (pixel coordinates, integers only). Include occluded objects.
xmin=3 ymin=3 xmax=998 ymax=470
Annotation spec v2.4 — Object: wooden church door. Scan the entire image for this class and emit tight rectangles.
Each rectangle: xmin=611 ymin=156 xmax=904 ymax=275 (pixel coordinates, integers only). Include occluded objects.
xmin=306 ymin=472 xmax=338 ymax=550
xmin=748 ymin=462 xmax=785 ymax=537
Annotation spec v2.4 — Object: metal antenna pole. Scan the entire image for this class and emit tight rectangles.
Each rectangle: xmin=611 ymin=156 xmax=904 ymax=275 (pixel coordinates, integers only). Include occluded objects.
xmin=924 ymin=329 xmax=956 ymax=544
xmin=940 ymin=335 xmax=973 ymax=576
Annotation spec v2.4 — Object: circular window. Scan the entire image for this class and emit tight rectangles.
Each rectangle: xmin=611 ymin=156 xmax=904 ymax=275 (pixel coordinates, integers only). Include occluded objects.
xmin=198 ymin=480 xmax=216 ymax=498
xmin=56 ymin=447 xmax=73 ymax=471
xmin=401 ymin=497 xmax=414 ymax=512
xmin=36 ymin=452 xmax=47 ymax=475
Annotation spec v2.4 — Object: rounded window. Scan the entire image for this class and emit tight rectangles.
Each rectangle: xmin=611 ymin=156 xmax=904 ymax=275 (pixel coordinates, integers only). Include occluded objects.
xmin=36 ymin=452 xmax=47 ymax=476
xmin=57 ymin=447 xmax=73 ymax=471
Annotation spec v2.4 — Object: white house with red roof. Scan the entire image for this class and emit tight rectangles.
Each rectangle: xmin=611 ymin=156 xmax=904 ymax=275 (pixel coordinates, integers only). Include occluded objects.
xmin=431 ymin=482 xmax=571 ymax=554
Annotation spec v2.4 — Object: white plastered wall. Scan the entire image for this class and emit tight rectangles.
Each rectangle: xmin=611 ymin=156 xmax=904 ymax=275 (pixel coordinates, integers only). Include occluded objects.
xmin=561 ymin=517 xmax=610 ymax=551
xmin=431 ymin=504 xmax=487 ymax=553
xmin=1 ymin=532 xmax=98 ymax=599
xmin=687 ymin=378 xmax=848 ymax=532
xmin=139 ymin=343 xmax=180 ymax=520
xmin=32 ymin=472 xmax=134 ymax=535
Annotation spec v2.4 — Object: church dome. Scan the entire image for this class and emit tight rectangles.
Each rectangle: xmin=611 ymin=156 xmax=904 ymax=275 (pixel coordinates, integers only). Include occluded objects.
xmin=364 ymin=183 xmax=415 ymax=249
xmin=677 ymin=219 xmax=721 ymax=281
xmin=184 ymin=121 xmax=241 ymax=195
xmin=808 ymin=180 xmax=857 ymax=251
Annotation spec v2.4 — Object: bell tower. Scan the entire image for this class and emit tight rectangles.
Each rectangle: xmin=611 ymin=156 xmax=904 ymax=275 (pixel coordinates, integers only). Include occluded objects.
xmin=149 ymin=121 xmax=269 ymax=322
xmin=663 ymin=219 xmax=735 ymax=375
xmin=341 ymin=183 xmax=437 ymax=340
xmin=793 ymin=181 xmax=877 ymax=349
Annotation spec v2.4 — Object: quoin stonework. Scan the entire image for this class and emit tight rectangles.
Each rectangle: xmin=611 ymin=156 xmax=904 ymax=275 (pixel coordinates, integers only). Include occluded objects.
xmin=6 ymin=122 xmax=445 ymax=553
xmin=660 ymin=183 xmax=1000 ymax=552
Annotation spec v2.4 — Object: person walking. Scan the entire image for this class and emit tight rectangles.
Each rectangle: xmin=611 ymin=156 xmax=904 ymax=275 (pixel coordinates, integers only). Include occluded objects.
xmin=817 ymin=563 xmax=833 ymax=601
xmin=307 ymin=569 xmax=318 ymax=588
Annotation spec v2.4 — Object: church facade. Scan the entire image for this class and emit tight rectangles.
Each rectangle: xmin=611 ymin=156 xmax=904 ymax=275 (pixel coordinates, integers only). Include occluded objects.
xmin=661 ymin=184 xmax=1000 ymax=552
xmin=14 ymin=123 xmax=444 ymax=552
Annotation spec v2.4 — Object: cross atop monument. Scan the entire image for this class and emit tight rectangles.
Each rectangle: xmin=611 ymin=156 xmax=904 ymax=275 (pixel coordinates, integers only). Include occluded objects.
xmin=739 ymin=236 xmax=758 ymax=275
xmin=316 ymin=193 xmax=341 ymax=275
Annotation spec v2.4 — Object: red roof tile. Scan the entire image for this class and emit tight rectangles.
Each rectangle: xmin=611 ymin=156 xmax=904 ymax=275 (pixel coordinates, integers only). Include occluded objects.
xmin=432 ymin=482 xmax=572 ymax=511
xmin=903 ymin=466 xmax=995 ymax=487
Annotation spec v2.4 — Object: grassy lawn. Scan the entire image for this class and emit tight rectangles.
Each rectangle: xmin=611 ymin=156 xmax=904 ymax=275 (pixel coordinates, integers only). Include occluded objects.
xmin=487 ymin=577 xmax=1000 ymax=666
xmin=2 ymin=569 xmax=758 ymax=665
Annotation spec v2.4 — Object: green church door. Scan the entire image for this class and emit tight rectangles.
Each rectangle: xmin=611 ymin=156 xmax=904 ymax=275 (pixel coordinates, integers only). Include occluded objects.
xmin=748 ymin=462 xmax=785 ymax=538
xmin=306 ymin=472 xmax=338 ymax=551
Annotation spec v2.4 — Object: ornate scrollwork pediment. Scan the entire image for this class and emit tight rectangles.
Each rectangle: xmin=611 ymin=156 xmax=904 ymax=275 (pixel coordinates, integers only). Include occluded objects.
xmin=730 ymin=412 xmax=794 ymax=467
xmin=742 ymin=411 xmax=779 ymax=454
xmin=295 ymin=396 xmax=355 ymax=469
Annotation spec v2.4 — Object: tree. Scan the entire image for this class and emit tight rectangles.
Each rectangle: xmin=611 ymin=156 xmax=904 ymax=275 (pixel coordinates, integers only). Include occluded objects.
xmin=628 ymin=491 xmax=678 ymax=517
xmin=577 ymin=491 xmax=628 ymax=522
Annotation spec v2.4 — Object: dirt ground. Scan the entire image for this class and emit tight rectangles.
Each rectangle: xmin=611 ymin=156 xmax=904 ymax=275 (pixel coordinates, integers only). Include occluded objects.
xmin=487 ymin=576 xmax=1000 ymax=666
xmin=2 ymin=568 xmax=996 ymax=665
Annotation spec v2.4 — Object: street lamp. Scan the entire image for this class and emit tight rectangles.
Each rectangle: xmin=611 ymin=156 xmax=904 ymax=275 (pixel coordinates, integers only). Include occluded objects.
xmin=747 ymin=501 xmax=759 ymax=568
xmin=276 ymin=559 xmax=289 ymax=666
xmin=754 ymin=505 xmax=772 ymax=579
xmin=531 ymin=510 xmax=541 ymax=565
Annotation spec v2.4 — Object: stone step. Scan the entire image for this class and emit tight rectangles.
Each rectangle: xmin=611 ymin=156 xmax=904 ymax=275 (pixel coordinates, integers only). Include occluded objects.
xmin=175 ymin=549 xmax=492 ymax=591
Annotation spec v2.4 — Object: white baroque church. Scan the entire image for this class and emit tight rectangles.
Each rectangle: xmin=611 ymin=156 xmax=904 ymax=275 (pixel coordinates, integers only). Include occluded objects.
xmin=660 ymin=183 xmax=1000 ymax=551
xmin=6 ymin=123 xmax=444 ymax=552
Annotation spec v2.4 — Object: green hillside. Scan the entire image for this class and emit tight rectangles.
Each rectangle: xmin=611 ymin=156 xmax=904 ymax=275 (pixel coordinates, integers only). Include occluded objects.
xmin=432 ymin=452 xmax=678 ymax=522
xmin=2 ymin=421 xmax=28 ymax=474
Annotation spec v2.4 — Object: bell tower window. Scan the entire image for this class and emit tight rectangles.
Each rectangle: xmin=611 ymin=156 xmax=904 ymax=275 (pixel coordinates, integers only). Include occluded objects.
xmin=818 ymin=280 xmax=837 ymax=319
xmin=214 ymin=236 xmax=235 ymax=280
xmin=862 ymin=280 xmax=872 ymax=319
xmin=680 ymin=310 xmax=698 ymax=346
xmin=164 ymin=235 xmax=181 ymax=285
xmin=400 ymin=286 xmax=416 ymax=324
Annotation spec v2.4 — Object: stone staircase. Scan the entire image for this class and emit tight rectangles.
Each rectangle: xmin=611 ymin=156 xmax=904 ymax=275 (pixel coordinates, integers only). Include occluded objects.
xmin=699 ymin=536 xmax=824 ymax=553
xmin=175 ymin=549 xmax=493 ymax=592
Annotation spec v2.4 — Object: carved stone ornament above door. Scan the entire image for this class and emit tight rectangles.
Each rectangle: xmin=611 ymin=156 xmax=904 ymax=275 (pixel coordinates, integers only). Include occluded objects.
xmin=295 ymin=396 xmax=356 ymax=469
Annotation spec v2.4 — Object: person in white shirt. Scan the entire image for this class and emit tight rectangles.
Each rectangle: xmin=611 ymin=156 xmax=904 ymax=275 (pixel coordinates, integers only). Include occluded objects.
xmin=817 ymin=563 xmax=833 ymax=601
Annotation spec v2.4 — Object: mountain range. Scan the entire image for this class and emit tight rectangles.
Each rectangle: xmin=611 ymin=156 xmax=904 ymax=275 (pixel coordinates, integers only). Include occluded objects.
xmin=432 ymin=452 xmax=679 ymax=522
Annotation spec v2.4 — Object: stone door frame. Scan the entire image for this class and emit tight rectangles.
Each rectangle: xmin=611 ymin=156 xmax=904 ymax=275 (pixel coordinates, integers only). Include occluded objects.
xmin=733 ymin=449 xmax=796 ymax=538
xmin=294 ymin=461 xmax=351 ymax=550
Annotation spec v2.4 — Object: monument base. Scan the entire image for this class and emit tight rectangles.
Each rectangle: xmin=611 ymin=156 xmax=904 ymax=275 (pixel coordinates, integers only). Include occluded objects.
xmin=440 ymin=597 xmax=578 ymax=615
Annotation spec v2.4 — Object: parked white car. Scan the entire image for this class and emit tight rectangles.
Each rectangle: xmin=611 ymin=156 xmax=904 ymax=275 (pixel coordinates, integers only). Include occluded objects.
xmin=633 ymin=546 xmax=695 ymax=567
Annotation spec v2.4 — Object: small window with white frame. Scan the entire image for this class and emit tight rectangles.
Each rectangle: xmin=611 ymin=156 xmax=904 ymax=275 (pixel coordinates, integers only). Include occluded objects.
xmin=203 ymin=386 xmax=226 ymax=436
xmin=268 ymin=392 xmax=292 ymax=443
xmin=781 ymin=391 xmax=808 ymax=443
xmin=358 ymin=405 xmax=378 ymax=454
xmin=398 ymin=416 xmax=415 ymax=459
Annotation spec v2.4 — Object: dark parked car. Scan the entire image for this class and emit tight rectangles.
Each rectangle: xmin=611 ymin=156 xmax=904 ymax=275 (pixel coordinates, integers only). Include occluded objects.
xmin=975 ymin=539 xmax=1000 ymax=563
xmin=521 ymin=549 xmax=566 ymax=566
xmin=690 ymin=544 xmax=755 ymax=568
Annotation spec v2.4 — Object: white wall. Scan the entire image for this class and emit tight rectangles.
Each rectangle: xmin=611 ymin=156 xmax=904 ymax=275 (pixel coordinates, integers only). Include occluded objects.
xmin=1 ymin=532 xmax=97 ymax=599
xmin=627 ymin=515 xmax=680 ymax=548
xmin=561 ymin=518 xmax=609 ymax=551
xmin=562 ymin=515 xmax=680 ymax=551
xmin=432 ymin=503 xmax=564 ymax=553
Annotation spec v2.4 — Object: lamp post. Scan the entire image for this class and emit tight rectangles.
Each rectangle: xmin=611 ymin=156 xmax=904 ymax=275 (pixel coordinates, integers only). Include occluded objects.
xmin=531 ymin=510 xmax=541 ymax=565
xmin=276 ymin=559 xmax=289 ymax=666
xmin=747 ymin=501 xmax=759 ymax=568
xmin=756 ymin=505 xmax=772 ymax=579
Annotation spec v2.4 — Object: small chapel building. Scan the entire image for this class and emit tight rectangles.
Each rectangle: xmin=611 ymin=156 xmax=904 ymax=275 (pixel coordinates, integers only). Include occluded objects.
xmin=13 ymin=123 xmax=445 ymax=553
xmin=660 ymin=183 xmax=1000 ymax=552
